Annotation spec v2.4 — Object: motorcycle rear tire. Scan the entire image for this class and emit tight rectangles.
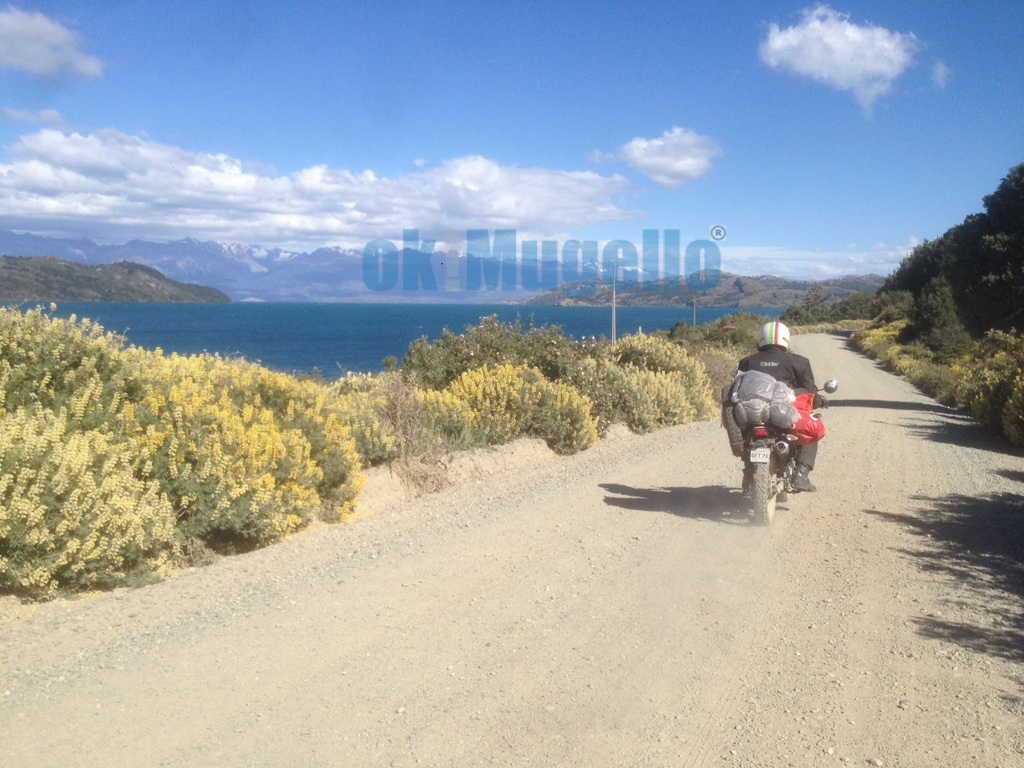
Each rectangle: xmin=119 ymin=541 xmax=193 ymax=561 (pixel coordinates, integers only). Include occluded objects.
xmin=751 ymin=466 xmax=777 ymax=526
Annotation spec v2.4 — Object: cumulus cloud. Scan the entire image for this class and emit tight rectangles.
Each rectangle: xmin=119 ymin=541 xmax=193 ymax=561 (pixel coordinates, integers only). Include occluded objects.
xmin=593 ymin=126 xmax=722 ymax=188
xmin=760 ymin=5 xmax=918 ymax=110
xmin=0 ymin=129 xmax=638 ymax=249
xmin=0 ymin=6 xmax=102 ymax=78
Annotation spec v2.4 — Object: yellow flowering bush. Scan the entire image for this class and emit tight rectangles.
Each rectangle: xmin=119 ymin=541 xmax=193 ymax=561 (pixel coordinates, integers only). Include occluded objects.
xmin=126 ymin=353 xmax=363 ymax=541
xmin=1002 ymin=374 xmax=1024 ymax=446
xmin=419 ymin=388 xmax=477 ymax=449
xmin=0 ymin=306 xmax=137 ymax=428
xmin=330 ymin=385 xmax=401 ymax=465
xmin=850 ymin=320 xmax=908 ymax=363
xmin=329 ymin=372 xmax=483 ymax=462
xmin=0 ymin=308 xmax=365 ymax=598
xmin=446 ymin=364 xmax=598 ymax=454
xmin=609 ymin=332 xmax=693 ymax=373
xmin=0 ymin=406 xmax=177 ymax=599
xmin=854 ymin=323 xmax=1024 ymax=443
xmin=951 ymin=331 xmax=1024 ymax=428
xmin=620 ymin=368 xmax=700 ymax=433
xmin=606 ymin=333 xmax=715 ymax=420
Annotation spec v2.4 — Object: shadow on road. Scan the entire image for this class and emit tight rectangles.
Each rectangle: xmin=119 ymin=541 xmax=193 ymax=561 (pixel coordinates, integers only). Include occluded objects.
xmin=831 ymin=398 xmax=1016 ymax=453
xmin=829 ymin=398 xmax=955 ymax=414
xmin=998 ymin=469 xmax=1024 ymax=485
xmin=599 ymin=483 xmax=753 ymax=524
xmin=902 ymin=414 xmax=1018 ymax=454
xmin=866 ymin=488 xmax=1024 ymax=670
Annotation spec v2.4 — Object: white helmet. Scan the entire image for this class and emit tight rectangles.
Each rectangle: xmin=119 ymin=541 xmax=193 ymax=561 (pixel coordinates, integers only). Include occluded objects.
xmin=758 ymin=321 xmax=790 ymax=350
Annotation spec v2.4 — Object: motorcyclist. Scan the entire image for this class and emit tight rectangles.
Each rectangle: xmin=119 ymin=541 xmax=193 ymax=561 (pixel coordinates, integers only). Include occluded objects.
xmin=736 ymin=321 xmax=824 ymax=492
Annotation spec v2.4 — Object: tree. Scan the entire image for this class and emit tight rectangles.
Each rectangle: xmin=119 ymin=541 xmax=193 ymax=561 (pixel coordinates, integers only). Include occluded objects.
xmin=903 ymin=276 xmax=972 ymax=358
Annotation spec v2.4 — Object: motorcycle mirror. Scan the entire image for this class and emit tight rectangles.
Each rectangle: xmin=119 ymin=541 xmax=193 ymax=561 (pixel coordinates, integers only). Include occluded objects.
xmin=823 ymin=379 xmax=839 ymax=394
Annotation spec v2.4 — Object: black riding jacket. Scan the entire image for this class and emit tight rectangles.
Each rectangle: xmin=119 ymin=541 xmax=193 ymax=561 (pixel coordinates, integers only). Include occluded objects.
xmin=737 ymin=345 xmax=817 ymax=393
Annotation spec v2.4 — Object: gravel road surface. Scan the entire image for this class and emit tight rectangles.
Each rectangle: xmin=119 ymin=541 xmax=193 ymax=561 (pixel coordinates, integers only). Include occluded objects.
xmin=2 ymin=334 xmax=1022 ymax=767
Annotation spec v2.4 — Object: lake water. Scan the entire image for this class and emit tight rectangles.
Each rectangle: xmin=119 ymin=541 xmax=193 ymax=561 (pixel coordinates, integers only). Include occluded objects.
xmin=41 ymin=303 xmax=781 ymax=377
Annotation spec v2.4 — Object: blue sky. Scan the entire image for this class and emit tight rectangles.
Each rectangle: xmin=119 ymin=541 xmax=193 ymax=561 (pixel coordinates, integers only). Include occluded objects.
xmin=0 ymin=1 xmax=1021 ymax=280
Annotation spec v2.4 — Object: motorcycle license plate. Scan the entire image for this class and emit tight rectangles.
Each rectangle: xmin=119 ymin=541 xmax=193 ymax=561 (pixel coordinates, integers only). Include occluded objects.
xmin=749 ymin=447 xmax=771 ymax=463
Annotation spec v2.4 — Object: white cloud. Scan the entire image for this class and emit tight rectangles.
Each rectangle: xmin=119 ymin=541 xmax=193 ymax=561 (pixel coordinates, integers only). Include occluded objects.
xmin=0 ymin=129 xmax=639 ymax=249
xmin=760 ymin=5 xmax=918 ymax=110
xmin=721 ymin=242 xmax=912 ymax=280
xmin=0 ymin=6 xmax=102 ymax=78
xmin=594 ymin=126 xmax=722 ymax=188
xmin=1 ymin=107 xmax=67 ymax=128
xmin=932 ymin=60 xmax=951 ymax=89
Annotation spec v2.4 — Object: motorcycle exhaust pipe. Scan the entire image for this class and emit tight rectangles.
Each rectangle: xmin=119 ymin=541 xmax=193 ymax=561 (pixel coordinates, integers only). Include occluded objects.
xmin=774 ymin=440 xmax=790 ymax=455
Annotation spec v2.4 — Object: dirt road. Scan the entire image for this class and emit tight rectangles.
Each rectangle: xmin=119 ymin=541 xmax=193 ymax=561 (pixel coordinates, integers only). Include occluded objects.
xmin=2 ymin=334 xmax=1022 ymax=767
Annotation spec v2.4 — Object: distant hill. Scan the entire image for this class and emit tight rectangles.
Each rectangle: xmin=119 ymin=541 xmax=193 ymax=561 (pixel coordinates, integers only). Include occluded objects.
xmin=0 ymin=256 xmax=231 ymax=303
xmin=524 ymin=272 xmax=885 ymax=308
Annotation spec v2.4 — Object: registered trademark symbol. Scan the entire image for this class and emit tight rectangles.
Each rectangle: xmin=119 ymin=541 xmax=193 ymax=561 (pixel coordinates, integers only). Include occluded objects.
xmin=710 ymin=225 xmax=726 ymax=241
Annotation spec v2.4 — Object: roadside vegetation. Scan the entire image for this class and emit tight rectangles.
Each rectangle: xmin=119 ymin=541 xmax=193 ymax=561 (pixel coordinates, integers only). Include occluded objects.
xmin=0 ymin=307 xmax=721 ymax=600
xmin=847 ymin=163 xmax=1024 ymax=448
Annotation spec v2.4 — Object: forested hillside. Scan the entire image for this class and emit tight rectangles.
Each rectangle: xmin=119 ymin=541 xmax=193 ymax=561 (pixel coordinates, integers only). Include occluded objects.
xmin=0 ymin=256 xmax=230 ymax=303
xmin=883 ymin=163 xmax=1024 ymax=338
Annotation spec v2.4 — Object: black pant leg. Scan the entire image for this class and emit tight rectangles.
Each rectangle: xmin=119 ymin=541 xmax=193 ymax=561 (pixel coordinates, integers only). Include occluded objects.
xmin=797 ymin=441 xmax=818 ymax=470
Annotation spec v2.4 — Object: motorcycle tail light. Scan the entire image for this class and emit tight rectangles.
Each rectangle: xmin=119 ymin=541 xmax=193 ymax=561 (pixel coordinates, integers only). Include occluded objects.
xmin=753 ymin=427 xmax=769 ymax=438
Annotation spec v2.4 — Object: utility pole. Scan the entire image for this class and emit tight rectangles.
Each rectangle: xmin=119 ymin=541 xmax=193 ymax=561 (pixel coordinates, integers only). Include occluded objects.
xmin=611 ymin=263 xmax=618 ymax=342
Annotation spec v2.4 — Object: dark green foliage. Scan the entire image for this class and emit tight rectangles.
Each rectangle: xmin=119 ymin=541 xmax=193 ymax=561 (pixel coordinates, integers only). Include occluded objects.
xmin=401 ymin=315 xmax=593 ymax=390
xmin=884 ymin=162 xmax=1024 ymax=335
xmin=780 ymin=289 xmax=879 ymax=325
xmin=871 ymin=290 xmax=915 ymax=324
xmin=667 ymin=312 xmax=765 ymax=352
xmin=900 ymin=276 xmax=973 ymax=359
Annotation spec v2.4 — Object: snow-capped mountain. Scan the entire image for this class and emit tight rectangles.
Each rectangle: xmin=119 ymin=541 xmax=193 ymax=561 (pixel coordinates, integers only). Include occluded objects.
xmin=0 ymin=230 xmax=371 ymax=301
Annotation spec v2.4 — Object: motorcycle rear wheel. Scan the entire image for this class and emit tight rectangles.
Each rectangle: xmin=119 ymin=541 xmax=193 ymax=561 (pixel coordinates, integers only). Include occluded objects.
xmin=751 ymin=465 xmax=777 ymax=526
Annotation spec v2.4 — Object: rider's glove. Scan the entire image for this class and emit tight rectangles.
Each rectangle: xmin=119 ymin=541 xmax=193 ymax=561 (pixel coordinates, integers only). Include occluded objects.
xmin=813 ymin=393 xmax=829 ymax=409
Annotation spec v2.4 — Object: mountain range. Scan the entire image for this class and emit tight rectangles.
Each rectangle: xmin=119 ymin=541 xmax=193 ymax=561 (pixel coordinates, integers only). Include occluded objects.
xmin=0 ymin=229 xmax=884 ymax=306
xmin=0 ymin=229 xmax=366 ymax=302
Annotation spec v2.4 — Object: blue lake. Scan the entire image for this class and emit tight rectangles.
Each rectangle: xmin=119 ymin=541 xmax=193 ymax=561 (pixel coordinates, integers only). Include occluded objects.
xmin=40 ymin=302 xmax=781 ymax=377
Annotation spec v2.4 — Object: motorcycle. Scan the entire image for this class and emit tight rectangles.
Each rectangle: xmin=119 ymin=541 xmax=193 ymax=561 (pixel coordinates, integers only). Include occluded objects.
xmin=738 ymin=379 xmax=838 ymax=525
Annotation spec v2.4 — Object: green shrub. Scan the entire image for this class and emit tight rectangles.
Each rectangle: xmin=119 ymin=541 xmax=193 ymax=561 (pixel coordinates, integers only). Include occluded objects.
xmin=402 ymin=315 xmax=589 ymax=390
xmin=563 ymin=356 xmax=637 ymax=435
xmin=696 ymin=347 xmax=740 ymax=398
xmin=668 ymin=312 xmax=765 ymax=351
xmin=329 ymin=372 xmax=485 ymax=463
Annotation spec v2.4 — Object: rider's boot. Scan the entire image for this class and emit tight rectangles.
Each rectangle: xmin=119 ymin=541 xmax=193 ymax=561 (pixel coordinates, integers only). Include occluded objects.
xmin=793 ymin=463 xmax=817 ymax=492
